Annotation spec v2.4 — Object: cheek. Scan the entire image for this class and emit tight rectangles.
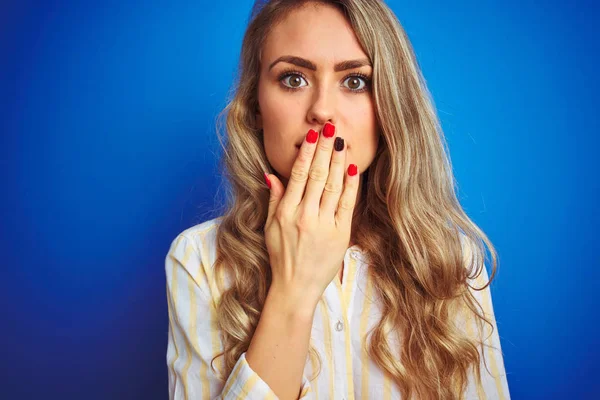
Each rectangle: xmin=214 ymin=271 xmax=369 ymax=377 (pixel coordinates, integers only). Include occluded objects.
xmin=258 ymin=85 xmax=303 ymax=130
xmin=258 ymin=86 xmax=300 ymax=173
xmin=345 ymin=100 xmax=379 ymax=161
xmin=263 ymin=138 xmax=298 ymax=180
xmin=346 ymin=98 xmax=377 ymax=131
xmin=342 ymin=93 xmax=375 ymax=121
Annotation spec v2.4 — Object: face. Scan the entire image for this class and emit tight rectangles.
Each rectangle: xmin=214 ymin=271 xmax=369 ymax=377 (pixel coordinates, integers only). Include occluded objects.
xmin=256 ymin=2 xmax=380 ymax=188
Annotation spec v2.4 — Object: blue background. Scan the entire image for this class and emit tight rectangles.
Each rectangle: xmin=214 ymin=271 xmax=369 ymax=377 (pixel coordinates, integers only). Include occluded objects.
xmin=1 ymin=0 xmax=598 ymax=398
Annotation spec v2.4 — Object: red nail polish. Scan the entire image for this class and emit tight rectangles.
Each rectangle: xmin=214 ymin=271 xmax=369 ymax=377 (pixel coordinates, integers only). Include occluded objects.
xmin=348 ymin=164 xmax=358 ymax=176
xmin=307 ymin=129 xmax=318 ymax=143
xmin=264 ymin=173 xmax=271 ymax=189
xmin=323 ymin=123 xmax=335 ymax=138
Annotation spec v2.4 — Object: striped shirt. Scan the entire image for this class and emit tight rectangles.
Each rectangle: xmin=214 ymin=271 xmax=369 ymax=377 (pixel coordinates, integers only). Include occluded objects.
xmin=165 ymin=217 xmax=511 ymax=399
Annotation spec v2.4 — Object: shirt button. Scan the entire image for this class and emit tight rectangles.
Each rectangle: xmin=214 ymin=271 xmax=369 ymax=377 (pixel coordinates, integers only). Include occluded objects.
xmin=335 ymin=320 xmax=344 ymax=331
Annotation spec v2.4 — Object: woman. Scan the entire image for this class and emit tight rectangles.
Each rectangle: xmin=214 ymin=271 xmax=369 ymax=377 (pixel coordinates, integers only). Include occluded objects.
xmin=165 ymin=0 xmax=510 ymax=399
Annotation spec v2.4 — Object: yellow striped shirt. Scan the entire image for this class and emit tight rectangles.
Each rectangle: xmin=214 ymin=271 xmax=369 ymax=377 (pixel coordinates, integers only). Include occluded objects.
xmin=165 ymin=217 xmax=511 ymax=399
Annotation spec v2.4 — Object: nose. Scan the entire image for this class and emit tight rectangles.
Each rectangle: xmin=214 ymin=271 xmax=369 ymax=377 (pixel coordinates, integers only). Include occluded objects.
xmin=306 ymin=86 xmax=336 ymax=127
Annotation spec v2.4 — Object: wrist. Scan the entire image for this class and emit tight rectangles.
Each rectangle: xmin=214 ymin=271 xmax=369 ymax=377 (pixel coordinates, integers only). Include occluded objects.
xmin=265 ymin=282 xmax=320 ymax=321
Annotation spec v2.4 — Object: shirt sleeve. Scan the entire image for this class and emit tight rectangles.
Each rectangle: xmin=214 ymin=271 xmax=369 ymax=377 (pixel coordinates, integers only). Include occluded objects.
xmin=466 ymin=263 xmax=512 ymax=400
xmin=165 ymin=233 xmax=313 ymax=400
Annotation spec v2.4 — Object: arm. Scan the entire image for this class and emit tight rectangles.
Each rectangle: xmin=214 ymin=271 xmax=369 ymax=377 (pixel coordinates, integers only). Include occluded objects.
xmin=165 ymin=234 xmax=313 ymax=400
xmin=245 ymin=283 xmax=319 ymax=400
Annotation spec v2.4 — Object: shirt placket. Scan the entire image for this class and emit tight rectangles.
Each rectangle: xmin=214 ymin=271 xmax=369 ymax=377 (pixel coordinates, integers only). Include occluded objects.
xmin=323 ymin=249 xmax=359 ymax=400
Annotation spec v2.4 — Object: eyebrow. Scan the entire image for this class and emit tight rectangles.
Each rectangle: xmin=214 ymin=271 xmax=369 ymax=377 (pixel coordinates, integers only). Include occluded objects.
xmin=268 ymin=55 xmax=372 ymax=72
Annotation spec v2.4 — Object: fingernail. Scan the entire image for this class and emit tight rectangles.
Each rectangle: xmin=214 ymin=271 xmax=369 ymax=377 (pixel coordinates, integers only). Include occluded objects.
xmin=264 ymin=173 xmax=271 ymax=189
xmin=306 ymin=129 xmax=318 ymax=143
xmin=334 ymin=137 xmax=344 ymax=151
xmin=323 ymin=123 xmax=335 ymax=138
xmin=348 ymin=164 xmax=358 ymax=176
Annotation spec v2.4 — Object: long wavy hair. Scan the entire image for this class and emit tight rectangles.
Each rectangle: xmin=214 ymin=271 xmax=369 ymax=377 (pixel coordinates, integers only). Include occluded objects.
xmin=210 ymin=1 xmax=499 ymax=398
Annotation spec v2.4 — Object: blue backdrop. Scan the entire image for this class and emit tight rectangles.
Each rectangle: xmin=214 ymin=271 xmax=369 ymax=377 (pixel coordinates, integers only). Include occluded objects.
xmin=1 ymin=0 xmax=598 ymax=398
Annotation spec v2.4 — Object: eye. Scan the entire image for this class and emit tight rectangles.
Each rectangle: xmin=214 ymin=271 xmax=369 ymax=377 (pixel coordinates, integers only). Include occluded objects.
xmin=280 ymin=73 xmax=308 ymax=89
xmin=343 ymin=75 xmax=370 ymax=91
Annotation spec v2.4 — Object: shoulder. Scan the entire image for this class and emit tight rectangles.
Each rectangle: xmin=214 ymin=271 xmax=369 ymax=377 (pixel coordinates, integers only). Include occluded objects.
xmin=165 ymin=216 xmax=224 ymax=286
xmin=167 ymin=216 xmax=223 ymax=254
xmin=170 ymin=216 xmax=223 ymax=254
xmin=459 ymin=232 xmax=490 ymax=286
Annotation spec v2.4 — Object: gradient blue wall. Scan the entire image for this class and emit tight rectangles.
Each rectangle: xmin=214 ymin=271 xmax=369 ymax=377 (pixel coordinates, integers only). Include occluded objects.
xmin=1 ymin=0 xmax=598 ymax=398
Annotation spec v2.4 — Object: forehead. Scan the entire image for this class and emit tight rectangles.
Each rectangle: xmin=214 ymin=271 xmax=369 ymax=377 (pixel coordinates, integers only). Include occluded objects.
xmin=262 ymin=3 xmax=368 ymax=67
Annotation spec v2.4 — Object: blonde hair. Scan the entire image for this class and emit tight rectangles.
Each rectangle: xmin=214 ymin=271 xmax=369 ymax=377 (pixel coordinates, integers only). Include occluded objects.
xmin=210 ymin=1 xmax=499 ymax=398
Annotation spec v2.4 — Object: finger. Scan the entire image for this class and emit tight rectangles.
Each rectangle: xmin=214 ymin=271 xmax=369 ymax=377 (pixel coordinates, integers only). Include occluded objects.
xmin=281 ymin=128 xmax=319 ymax=207
xmin=335 ymin=163 xmax=359 ymax=230
xmin=320 ymin=136 xmax=346 ymax=218
xmin=303 ymin=122 xmax=337 ymax=212
xmin=264 ymin=172 xmax=286 ymax=225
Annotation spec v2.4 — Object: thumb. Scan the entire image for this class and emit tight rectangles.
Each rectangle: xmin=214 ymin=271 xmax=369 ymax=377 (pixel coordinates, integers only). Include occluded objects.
xmin=264 ymin=172 xmax=284 ymax=222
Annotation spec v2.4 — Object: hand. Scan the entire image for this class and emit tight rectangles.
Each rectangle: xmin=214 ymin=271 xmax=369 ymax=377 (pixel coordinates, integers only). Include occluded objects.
xmin=263 ymin=122 xmax=360 ymax=308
